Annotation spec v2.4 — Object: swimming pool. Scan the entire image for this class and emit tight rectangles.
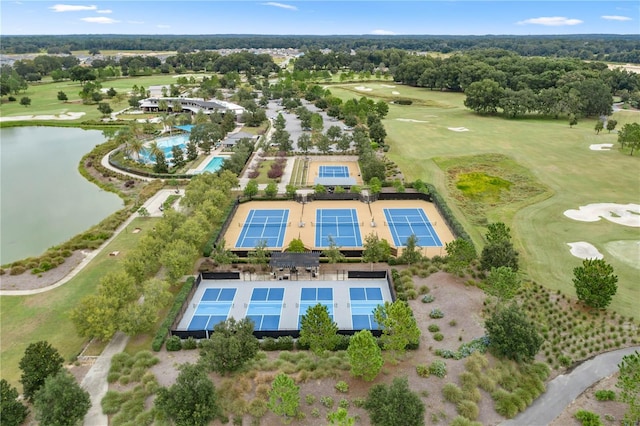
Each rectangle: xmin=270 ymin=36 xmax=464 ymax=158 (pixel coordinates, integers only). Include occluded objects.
xmin=139 ymin=134 xmax=190 ymax=163
xmin=202 ymin=156 xmax=225 ymax=173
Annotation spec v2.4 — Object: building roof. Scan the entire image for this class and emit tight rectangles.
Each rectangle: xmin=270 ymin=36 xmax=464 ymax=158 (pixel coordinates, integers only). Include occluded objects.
xmin=227 ymin=131 xmax=256 ymax=140
xmin=269 ymin=252 xmax=320 ymax=269
xmin=313 ymin=177 xmax=357 ymax=186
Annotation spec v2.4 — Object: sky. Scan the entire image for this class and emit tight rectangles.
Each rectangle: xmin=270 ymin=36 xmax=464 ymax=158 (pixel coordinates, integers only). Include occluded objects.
xmin=1 ymin=1 xmax=639 ymax=36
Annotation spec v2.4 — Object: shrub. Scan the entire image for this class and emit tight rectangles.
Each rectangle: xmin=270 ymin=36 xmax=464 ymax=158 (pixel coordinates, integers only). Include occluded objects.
xmin=575 ymin=410 xmax=603 ymax=426
xmin=320 ymin=396 xmax=334 ymax=408
xmin=594 ymin=390 xmax=616 ymax=401
xmin=100 ymin=390 xmax=123 ymax=415
xmin=416 ymin=364 xmax=430 ymax=378
xmin=442 ymin=383 xmax=464 ymax=403
xmin=559 ymin=355 xmax=572 ymax=367
xmin=248 ymin=398 xmax=268 ymax=418
xmin=335 ymin=381 xmax=349 ymax=393
xmin=428 ymin=324 xmax=440 ymax=333
xmin=433 ymin=333 xmax=444 ymax=341
xmin=421 ymin=294 xmax=435 ymax=303
xmin=152 ymin=278 xmax=194 ymax=351
xmin=305 ymin=394 xmax=316 ymax=405
xmin=430 ymin=308 xmax=444 ymax=319
xmin=493 ymin=390 xmax=519 ymax=419
xmin=9 ymin=265 xmax=25 ymax=275
xmin=353 ymin=397 xmax=366 ymax=408
xmin=276 ymin=336 xmax=295 ymax=351
xmin=182 ymin=337 xmax=198 ymax=350
xmin=457 ymin=400 xmax=479 ymax=421
xmin=165 ymin=335 xmax=182 ymax=351
xmin=339 ymin=398 xmax=350 ymax=409
xmin=450 ymin=416 xmax=483 ymax=426
xmin=429 ymin=360 xmax=447 ymax=378
xmin=260 ymin=337 xmax=277 ymax=351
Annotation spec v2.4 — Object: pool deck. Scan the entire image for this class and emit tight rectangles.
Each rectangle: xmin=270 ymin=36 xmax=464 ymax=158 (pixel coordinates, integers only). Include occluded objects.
xmin=187 ymin=145 xmax=233 ymax=174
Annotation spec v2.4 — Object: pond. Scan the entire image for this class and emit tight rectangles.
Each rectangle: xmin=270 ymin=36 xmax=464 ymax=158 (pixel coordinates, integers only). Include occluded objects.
xmin=0 ymin=126 xmax=123 ymax=265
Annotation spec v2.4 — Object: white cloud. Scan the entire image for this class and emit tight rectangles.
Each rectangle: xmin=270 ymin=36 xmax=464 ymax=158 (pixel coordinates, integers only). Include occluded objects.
xmin=517 ymin=16 xmax=583 ymax=26
xmin=96 ymin=9 xmax=112 ymax=14
xmin=262 ymin=2 xmax=297 ymax=11
xmin=371 ymin=29 xmax=396 ymax=35
xmin=157 ymin=24 xmax=171 ymax=29
xmin=49 ymin=4 xmax=97 ymax=12
xmin=80 ymin=16 xmax=118 ymax=24
xmin=601 ymin=15 xmax=632 ymax=21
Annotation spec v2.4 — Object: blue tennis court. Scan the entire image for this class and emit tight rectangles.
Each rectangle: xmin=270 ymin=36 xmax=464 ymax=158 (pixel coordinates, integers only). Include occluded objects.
xmin=246 ymin=288 xmax=284 ymax=331
xmin=349 ymin=287 xmax=384 ymax=330
xmin=315 ymin=208 xmax=363 ymax=247
xmin=236 ymin=209 xmax=289 ymax=248
xmin=319 ymin=165 xmax=350 ymax=178
xmin=383 ymin=208 xmax=443 ymax=247
xmin=298 ymin=287 xmax=334 ymax=328
xmin=187 ymin=288 xmax=237 ymax=331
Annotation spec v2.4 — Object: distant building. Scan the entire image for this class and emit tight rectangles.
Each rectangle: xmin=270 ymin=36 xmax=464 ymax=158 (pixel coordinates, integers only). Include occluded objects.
xmin=138 ymin=97 xmax=245 ymax=116
xmin=221 ymin=131 xmax=259 ymax=148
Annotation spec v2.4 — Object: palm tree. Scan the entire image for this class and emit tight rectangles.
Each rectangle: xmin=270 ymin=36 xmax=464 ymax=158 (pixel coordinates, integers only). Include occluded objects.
xmin=194 ymin=110 xmax=208 ymax=125
xmin=157 ymin=99 xmax=168 ymax=112
xmin=160 ymin=114 xmax=176 ymax=135
xmin=147 ymin=141 xmax=164 ymax=163
xmin=171 ymin=100 xmax=183 ymax=114
xmin=128 ymin=120 xmax=144 ymax=139
xmin=125 ymin=138 xmax=145 ymax=162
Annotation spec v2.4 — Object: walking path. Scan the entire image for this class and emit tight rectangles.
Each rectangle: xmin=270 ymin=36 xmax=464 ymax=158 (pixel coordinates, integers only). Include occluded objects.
xmin=81 ymin=332 xmax=130 ymax=426
xmin=501 ymin=345 xmax=640 ymax=426
xmin=0 ymin=189 xmax=181 ymax=296
xmin=101 ymin=148 xmax=157 ymax=181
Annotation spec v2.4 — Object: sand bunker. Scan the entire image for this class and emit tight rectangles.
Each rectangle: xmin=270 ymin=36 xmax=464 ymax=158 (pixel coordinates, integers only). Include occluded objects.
xmin=0 ymin=112 xmax=86 ymax=122
xmin=604 ymin=240 xmax=640 ymax=269
xmin=355 ymin=86 xmax=373 ymax=92
xmin=380 ymin=84 xmax=396 ymax=88
xmin=564 ymin=203 xmax=640 ymax=227
xmin=590 ymin=144 xmax=614 ymax=151
xmin=396 ymin=118 xmax=428 ymax=123
xmin=567 ymin=242 xmax=603 ymax=260
xmin=448 ymin=127 xmax=470 ymax=132
xmin=392 ymin=91 xmax=400 ymax=95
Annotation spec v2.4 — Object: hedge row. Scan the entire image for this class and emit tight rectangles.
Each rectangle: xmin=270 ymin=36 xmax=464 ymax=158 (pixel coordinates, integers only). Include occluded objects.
xmin=425 ymin=183 xmax=472 ymax=243
xmin=202 ymin=200 xmax=240 ymax=257
xmin=152 ymin=277 xmax=195 ymax=351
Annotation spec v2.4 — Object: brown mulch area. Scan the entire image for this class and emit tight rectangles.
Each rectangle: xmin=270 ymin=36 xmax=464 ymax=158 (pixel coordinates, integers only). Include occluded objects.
xmin=147 ymin=268 xmax=504 ymax=425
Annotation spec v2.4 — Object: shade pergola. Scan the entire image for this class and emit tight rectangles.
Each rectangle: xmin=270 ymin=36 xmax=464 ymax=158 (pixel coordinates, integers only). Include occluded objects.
xmin=269 ymin=252 xmax=320 ymax=269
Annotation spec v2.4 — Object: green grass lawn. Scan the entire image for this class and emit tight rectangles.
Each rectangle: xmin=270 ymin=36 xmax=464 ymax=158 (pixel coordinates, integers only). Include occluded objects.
xmin=252 ymin=159 xmax=284 ymax=185
xmin=331 ymin=83 xmax=640 ymax=319
xmin=0 ymin=217 xmax=159 ymax=388
xmin=0 ymin=74 xmax=199 ymax=123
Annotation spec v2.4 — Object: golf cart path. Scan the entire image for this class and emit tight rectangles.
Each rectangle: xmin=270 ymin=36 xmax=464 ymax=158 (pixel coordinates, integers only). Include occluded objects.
xmin=501 ymin=345 xmax=640 ymax=426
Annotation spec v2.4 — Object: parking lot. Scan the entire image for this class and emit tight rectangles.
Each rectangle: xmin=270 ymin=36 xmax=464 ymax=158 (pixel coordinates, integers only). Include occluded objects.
xmin=264 ymin=99 xmax=353 ymax=153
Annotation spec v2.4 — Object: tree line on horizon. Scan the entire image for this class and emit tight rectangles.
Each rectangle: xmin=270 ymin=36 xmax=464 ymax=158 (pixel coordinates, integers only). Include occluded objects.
xmin=2 ymin=33 xmax=640 ymax=63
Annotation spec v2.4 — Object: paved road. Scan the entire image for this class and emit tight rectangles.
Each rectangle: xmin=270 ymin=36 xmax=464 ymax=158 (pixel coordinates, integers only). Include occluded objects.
xmin=501 ymin=346 xmax=640 ymax=426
